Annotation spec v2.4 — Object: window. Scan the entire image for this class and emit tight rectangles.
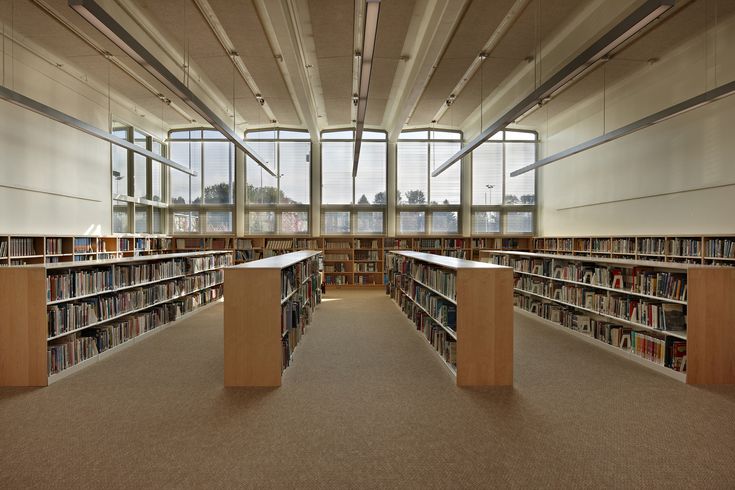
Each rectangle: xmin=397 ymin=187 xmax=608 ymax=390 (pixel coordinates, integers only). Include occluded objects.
xmin=245 ymin=129 xmax=311 ymax=234
xmin=110 ymin=122 xmax=167 ymax=234
xmin=471 ymin=130 xmax=537 ymax=234
xmin=169 ymin=130 xmax=234 ymax=234
xmin=396 ymin=129 xmax=462 ymax=234
xmin=321 ymin=129 xmax=386 ymax=234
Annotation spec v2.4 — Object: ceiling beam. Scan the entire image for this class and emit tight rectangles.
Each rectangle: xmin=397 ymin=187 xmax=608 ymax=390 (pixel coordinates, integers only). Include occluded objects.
xmin=382 ymin=0 xmax=469 ymax=142
xmin=431 ymin=0 xmax=675 ymax=177
xmin=0 ymin=85 xmax=195 ymax=175
xmin=69 ymin=0 xmax=276 ymax=176
xmin=192 ymin=0 xmax=278 ymax=124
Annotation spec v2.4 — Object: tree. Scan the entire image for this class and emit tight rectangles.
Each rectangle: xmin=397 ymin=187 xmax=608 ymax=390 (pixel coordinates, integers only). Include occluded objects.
xmin=504 ymin=194 xmax=520 ymax=205
xmin=374 ymin=191 xmax=387 ymax=204
xmin=203 ymin=182 xmax=231 ymax=203
xmin=245 ymin=184 xmax=297 ymax=204
xmin=520 ymin=194 xmax=535 ymax=205
xmin=404 ymin=189 xmax=426 ymax=204
xmin=358 ymin=194 xmax=370 ymax=205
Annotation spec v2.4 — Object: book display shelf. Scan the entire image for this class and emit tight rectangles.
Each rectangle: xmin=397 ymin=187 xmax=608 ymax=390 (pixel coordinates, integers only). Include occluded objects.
xmin=481 ymin=250 xmax=735 ymax=384
xmin=224 ymin=251 xmax=322 ymax=387
xmin=386 ymin=251 xmax=513 ymax=386
xmin=532 ymin=235 xmax=735 ymax=266
xmin=0 ymin=234 xmax=172 ymax=265
xmin=0 ymin=250 xmax=233 ymax=386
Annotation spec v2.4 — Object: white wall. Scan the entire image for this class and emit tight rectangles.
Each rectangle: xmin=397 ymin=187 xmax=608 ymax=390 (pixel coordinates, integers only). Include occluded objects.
xmin=0 ymin=30 xmax=167 ymax=236
xmin=529 ymin=2 xmax=735 ymax=236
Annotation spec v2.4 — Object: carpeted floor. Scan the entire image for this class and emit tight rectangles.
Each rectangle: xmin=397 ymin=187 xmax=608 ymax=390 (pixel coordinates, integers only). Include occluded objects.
xmin=1 ymin=289 xmax=734 ymax=488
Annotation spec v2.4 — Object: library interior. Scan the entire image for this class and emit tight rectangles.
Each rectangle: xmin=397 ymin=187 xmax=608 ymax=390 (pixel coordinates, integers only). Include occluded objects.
xmin=1 ymin=0 xmax=734 ymax=487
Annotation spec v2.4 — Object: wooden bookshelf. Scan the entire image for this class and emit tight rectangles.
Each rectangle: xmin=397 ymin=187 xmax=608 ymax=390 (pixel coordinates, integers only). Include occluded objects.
xmin=532 ymin=234 xmax=735 ymax=266
xmin=386 ymin=251 xmax=513 ymax=386
xmin=0 ymin=250 xmax=232 ymax=386
xmin=224 ymin=251 xmax=322 ymax=387
xmin=481 ymin=250 xmax=735 ymax=384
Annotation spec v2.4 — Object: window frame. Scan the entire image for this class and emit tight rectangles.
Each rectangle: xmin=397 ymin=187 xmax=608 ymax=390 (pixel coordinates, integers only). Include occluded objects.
xmin=470 ymin=129 xmax=538 ymax=235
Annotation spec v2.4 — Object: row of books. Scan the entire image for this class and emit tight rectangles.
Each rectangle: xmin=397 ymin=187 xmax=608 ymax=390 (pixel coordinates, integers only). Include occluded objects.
xmin=115 ymin=260 xmax=186 ymax=288
xmin=355 ymin=275 xmax=379 ymax=285
xmin=8 ymin=237 xmax=36 ymax=256
xmin=355 ymin=251 xmax=379 ymax=261
xmin=325 ymin=275 xmax=348 ymax=285
xmin=412 ymin=283 xmax=457 ymax=333
xmin=705 ymin=239 xmax=735 ymax=258
xmin=47 ymin=268 xmax=115 ymax=303
xmin=384 ymin=238 xmax=411 ymax=249
xmin=418 ymin=239 xmax=442 ymax=249
xmin=324 ymin=263 xmax=346 ymax=272
xmin=47 ymin=270 xmax=224 ymax=338
xmin=355 ymin=262 xmax=377 ymax=272
xmin=324 ymin=253 xmax=350 ymax=261
xmin=514 ymin=294 xmax=686 ymax=372
xmin=0 ymin=241 xmax=6 ymax=258
xmin=74 ymin=238 xmax=95 ymax=254
xmin=281 ymin=257 xmax=319 ymax=300
xmin=46 ymin=238 xmax=64 ymax=255
xmin=442 ymin=250 xmax=467 ymax=259
xmin=296 ymin=239 xmax=319 ymax=249
xmin=266 ymin=239 xmax=293 ymax=249
xmin=48 ymin=286 xmax=223 ymax=376
xmin=443 ymin=239 xmax=466 ymax=249
xmin=355 ymin=239 xmax=379 ymax=249
xmin=397 ymin=293 xmax=457 ymax=371
xmin=412 ymin=262 xmax=457 ymax=301
xmin=325 ymin=241 xmax=351 ymax=249
xmin=611 ymin=238 xmax=635 ymax=253
xmin=514 ymin=277 xmax=686 ymax=332
xmin=667 ymin=238 xmax=701 ymax=257
xmin=638 ymin=238 xmax=665 ymax=254
xmin=188 ymin=254 xmax=233 ymax=273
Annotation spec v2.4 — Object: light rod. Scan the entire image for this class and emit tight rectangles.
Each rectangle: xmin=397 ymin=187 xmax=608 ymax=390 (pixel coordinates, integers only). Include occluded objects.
xmin=510 ymin=79 xmax=735 ymax=177
xmin=353 ymin=0 xmax=381 ymax=177
xmin=69 ymin=0 xmax=276 ymax=177
xmin=431 ymin=0 xmax=674 ymax=178
xmin=0 ymin=84 xmax=196 ymax=175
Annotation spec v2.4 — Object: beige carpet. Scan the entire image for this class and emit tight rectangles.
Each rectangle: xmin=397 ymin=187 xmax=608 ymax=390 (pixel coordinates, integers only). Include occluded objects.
xmin=1 ymin=289 xmax=734 ymax=488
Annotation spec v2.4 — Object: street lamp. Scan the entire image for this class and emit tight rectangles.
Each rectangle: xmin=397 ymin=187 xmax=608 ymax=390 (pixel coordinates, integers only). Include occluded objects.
xmin=484 ymin=184 xmax=494 ymax=205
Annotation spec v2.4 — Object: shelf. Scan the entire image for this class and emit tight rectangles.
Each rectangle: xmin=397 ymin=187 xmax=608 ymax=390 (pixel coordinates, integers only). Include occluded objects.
xmin=398 ymin=287 xmax=457 ymax=340
xmin=47 ymin=281 xmax=224 ymax=340
xmin=513 ymin=287 xmax=687 ymax=340
xmin=514 ymin=308 xmax=686 ymax=383
xmin=512 ymin=270 xmax=687 ymax=305
xmin=47 ymin=273 xmax=189 ymax=305
xmin=410 ymin=276 xmax=456 ymax=305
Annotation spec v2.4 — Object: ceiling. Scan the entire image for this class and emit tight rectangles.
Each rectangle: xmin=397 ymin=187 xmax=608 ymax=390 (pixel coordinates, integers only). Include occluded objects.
xmin=0 ymin=0 xmax=729 ymax=140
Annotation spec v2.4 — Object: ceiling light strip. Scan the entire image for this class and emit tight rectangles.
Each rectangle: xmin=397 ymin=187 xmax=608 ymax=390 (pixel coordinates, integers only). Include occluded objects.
xmin=430 ymin=0 xmax=674 ymax=177
xmin=69 ymin=0 xmax=276 ymax=177
xmin=511 ymin=79 xmax=735 ymax=177
xmin=353 ymin=0 xmax=381 ymax=177
xmin=0 ymin=85 xmax=196 ymax=175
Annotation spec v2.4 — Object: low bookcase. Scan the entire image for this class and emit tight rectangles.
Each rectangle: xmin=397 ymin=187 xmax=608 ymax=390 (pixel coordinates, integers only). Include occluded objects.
xmin=385 ymin=251 xmax=513 ymax=386
xmin=224 ymin=251 xmax=322 ymax=387
xmin=0 ymin=251 xmax=233 ymax=386
xmin=481 ymin=250 xmax=735 ymax=384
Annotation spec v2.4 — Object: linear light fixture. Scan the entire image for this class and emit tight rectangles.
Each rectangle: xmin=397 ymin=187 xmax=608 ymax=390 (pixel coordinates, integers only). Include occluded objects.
xmin=69 ymin=0 xmax=276 ymax=177
xmin=352 ymin=0 xmax=381 ymax=177
xmin=511 ymin=79 xmax=735 ymax=177
xmin=0 ymin=84 xmax=195 ymax=175
xmin=431 ymin=0 xmax=675 ymax=177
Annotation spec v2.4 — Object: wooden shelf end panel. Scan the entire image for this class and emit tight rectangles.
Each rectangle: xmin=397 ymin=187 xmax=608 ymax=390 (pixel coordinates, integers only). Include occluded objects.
xmin=456 ymin=267 xmax=514 ymax=387
xmin=687 ymin=267 xmax=735 ymax=385
xmin=224 ymin=268 xmax=282 ymax=387
xmin=0 ymin=268 xmax=48 ymax=386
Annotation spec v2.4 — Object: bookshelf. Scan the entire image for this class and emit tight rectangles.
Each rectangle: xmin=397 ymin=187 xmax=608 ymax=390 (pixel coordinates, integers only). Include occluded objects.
xmin=224 ymin=250 xmax=322 ymax=387
xmin=0 ymin=250 xmax=232 ymax=386
xmin=532 ymin=235 xmax=735 ymax=266
xmin=386 ymin=251 xmax=513 ymax=386
xmin=480 ymin=250 xmax=735 ymax=384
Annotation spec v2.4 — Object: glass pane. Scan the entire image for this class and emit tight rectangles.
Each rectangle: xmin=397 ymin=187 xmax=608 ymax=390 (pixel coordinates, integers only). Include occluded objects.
xmin=133 ymin=130 xmax=147 ymax=149
xmin=432 ymin=211 xmax=458 ymax=233
xmin=399 ymin=130 xmax=428 ymax=140
xmin=111 ymin=140 xmax=128 ymax=196
xmin=151 ymin=208 xmax=162 ymax=234
xmin=472 ymin=211 xmax=500 ymax=233
xmin=472 ymin=142 xmax=503 ymax=205
xmin=203 ymin=130 xmax=226 ymax=139
xmin=505 ymin=142 xmax=535 ymax=205
xmin=206 ymin=211 xmax=233 ymax=233
xmin=170 ymin=141 xmax=201 ymax=204
xmin=248 ymin=211 xmax=276 ymax=234
xmin=169 ymin=130 xmax=191 ymax=139
xmin=355 ymin=141 xmax=386 ymax=205
xmin=281 ymin=211 xmax=309 ymax=233
xmin=362 ymin=130 xmax=386 ymax=140
xmin=151 ymin=161 xmax=162 ymax=202
xmin=322 ymin=141 xmax=353 ymax=204
xmin=134 ymin=205 xmax=148 ymax=233
xmin=429 ymin=141 xmax=461 ymax=204
xmin=280 ymin=141 xmax=310 ymax=204
xmin=323 ymin=211 xmax=351 ymax=234
xmin=278 ymin=130 xmax=309 ymax=140
xmin=397 ymin=142 xmax=428 ymax=205
xmin=489 ymin=131 xmax=504 ymax=141
xmin=246 ymin=141 xmax=278 ymax=204
xmin=398 ymin=211 xmax=425 ymax=234
xmin=356 ymin=211 xmax=383 ymax=233
xmin=113 ymin=200 xmax=128 ymax=233
xmin=134 ymin=154 xmax=147 ymax=198
xmin=245 ymin=130 xmax=276 ymax=139
xmin=505 ymin=130 xmax=536 ymax=141
xmin=430 ymin=130 xmax=461 ymax=140
xmin=173 ymin=211 xmax=200 ymax=233
xmin=322 ymin=130 xmax=354 ymax=139
xmin=203 ymin=141 xmax=234 ymax=204
xmin=505 ymin=212 xmax=533 ymax=233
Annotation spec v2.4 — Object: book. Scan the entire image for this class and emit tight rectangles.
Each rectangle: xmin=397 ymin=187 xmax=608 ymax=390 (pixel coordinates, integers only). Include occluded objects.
xmin=662 ymin=304 xmax=686 ymax=331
